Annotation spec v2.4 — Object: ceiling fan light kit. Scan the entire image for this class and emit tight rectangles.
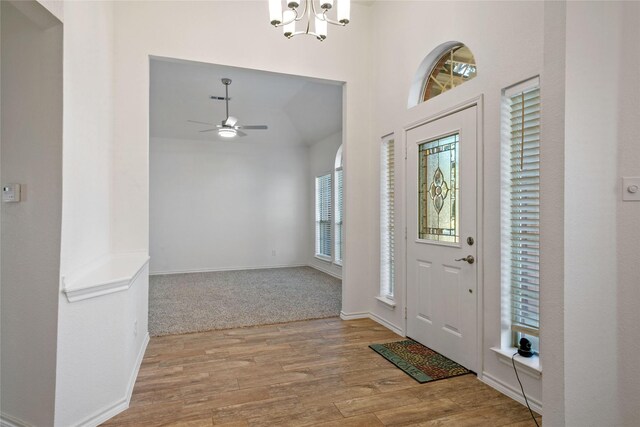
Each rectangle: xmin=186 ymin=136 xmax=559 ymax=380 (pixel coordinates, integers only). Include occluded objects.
xmin=218 ymin=128 xmax=237 ymax=138
xmin=268 ymin=0 xmax=350 ymax=41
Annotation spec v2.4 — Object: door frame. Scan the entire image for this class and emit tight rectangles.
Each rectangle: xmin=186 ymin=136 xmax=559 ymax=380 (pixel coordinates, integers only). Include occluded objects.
xmin=401 ymin=95 xmax=484 ymax=377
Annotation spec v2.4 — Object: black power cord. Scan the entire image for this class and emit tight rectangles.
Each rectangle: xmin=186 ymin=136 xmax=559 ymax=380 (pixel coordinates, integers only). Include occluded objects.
xmin=512 ymin=352 xmax=540 ymax=427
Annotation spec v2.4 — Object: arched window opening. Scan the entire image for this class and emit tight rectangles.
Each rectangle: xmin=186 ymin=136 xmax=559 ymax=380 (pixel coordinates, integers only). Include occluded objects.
xmin=422 ymin=44 xmax=477 ymax=102
xmin=334 ymin=145 xmax=344 ymax=265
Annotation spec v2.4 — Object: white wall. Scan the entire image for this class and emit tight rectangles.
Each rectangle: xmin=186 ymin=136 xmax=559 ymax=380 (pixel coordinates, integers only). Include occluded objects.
xmin=369 ymin=0 xmax=545 ymax=405
xmin=308 ymin=131 xmax=343 ymax=278
xmin=149 ymin=137 xmax=310 ymax=274
xmin=59 ymin=0 xmax=112 ymax=276
xmin=547 ymin=2 xmax=640 ymax=426
xmin=539 ymin=1 xmax=566 ymax=424
xmin=55 ymin=269 xmax=148 ymax=426
xmin=54 ymin=2 xmax=150 ymax=425
xmin=112 ymin=0 xmax=373 ymax=314
xmin=616 ymin=2 xmax=640 ymax=424
xmin=562 ymin=2 xmax=620 ymax=424
xmin=0 ymin=2 xmax=62 ymax=425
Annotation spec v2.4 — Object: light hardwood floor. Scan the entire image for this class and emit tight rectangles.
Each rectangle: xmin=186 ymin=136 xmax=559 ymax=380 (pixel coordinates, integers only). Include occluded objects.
xmin=103 ymin=318 xmax=541 ymax=426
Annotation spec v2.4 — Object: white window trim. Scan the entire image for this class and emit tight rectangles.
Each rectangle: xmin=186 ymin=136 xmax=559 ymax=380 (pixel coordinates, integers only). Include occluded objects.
xmin=490 ymin=347 xmax=542 ymax=379
xmin=375 ymin=295 xmax=396 ymax=310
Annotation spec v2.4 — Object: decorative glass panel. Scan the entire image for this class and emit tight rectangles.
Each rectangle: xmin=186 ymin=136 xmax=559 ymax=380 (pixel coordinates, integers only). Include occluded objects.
xmin=422 ymin=45 xmax=477 ymax=102
xmin=418 ymin=133 xmax=459 ymax=243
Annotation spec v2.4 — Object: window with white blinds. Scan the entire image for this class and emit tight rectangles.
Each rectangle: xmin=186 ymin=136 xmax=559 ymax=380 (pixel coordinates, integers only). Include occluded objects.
xmin=334 ymin=145 xmax=344 ymax=265
xmin=334 ymin=168 xmax=344 ymax=265
xmin=505 ymin=79 xmax=540 ymax=342
xmin=380 ymin=136 xmax=395 ymax=298
xmin=315 ymin=174 xmax=332 ymax=259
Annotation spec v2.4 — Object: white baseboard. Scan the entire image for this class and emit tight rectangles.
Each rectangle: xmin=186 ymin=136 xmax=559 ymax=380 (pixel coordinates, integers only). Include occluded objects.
xmin=127 ymin=333 xmax=150 ymax=400
xmin=481 ymin=371 xmax=543 ymax=415
xmin=75 ymin=332 xmax=150 ymax=427
xmin=0 ymin=413 xmax=30 ymax=427
xmin=340 ymin=310 xmax=369 ymax=320
xmin=369 ymin=312 xmax=404 ymax=336
xmin=150 ymin=263 xmax=308 ymax=276
xmin=339 ymin=311 xmax=404 ymax=336
xmin=307 ymin=263 xmax=342 ymax=280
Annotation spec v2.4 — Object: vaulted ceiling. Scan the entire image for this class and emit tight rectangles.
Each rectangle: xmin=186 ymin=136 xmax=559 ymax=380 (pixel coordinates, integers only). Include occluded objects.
xmin=150 ymin=57 xmax=343 ymax=146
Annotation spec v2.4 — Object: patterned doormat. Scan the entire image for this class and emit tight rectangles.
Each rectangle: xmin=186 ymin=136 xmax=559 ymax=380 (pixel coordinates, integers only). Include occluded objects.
xmin=369 ymin=339 xmax=471 ymax=383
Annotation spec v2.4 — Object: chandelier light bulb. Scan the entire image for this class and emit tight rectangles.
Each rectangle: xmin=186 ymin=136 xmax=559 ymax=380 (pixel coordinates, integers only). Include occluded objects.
xmin=337 ymin=0 xmax=350 ymax=24
xmin=268 ymin=0 xmax=282 ymax=25
xmin=282 ymin=9 xmax=296 ymax=37
xmin=316 ymin=17 xmax=327 ymax=40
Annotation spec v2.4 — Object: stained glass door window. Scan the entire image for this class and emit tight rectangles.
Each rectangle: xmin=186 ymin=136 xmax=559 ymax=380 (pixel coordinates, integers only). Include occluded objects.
xmin=418 ymin=133 xmax=459 ymax=243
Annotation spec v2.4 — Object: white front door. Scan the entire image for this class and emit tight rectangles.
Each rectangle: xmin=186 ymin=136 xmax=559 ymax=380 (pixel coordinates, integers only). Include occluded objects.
xmin=406 ymin=106 xmax=478 ymax=372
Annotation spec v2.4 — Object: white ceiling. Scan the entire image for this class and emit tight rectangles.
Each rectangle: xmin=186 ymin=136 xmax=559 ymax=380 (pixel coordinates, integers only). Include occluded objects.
xmin=150 ymin=57 xmax=343 ymax=146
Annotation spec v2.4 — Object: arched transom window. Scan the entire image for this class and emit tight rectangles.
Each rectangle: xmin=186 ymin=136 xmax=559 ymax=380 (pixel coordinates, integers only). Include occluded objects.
xmin=422 ymin=44 xmax=477 ymax=101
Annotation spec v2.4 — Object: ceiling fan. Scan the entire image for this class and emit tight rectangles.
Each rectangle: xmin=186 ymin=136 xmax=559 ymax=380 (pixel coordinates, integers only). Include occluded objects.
xmin=188 ymin=78 xmax=268 ymax=138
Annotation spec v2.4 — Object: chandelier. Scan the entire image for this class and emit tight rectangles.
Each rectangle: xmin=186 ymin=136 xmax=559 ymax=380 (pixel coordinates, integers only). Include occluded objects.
xmin=268 ymin=0 xmax=351 ymax=41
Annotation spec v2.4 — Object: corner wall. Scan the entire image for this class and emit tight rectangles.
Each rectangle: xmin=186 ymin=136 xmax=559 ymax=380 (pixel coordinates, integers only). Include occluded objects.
xmin=54 ymin=2 xmax=149 ymax=425
xmin=562 ymin=2 xmax=621 ymax=424
xmin=539 ymin=1 xmax=566 ymax=424
xmin=616 ymin=2 xmax=640 ymax=424
xmin=0 ymin=2 xmax=63 ymax=425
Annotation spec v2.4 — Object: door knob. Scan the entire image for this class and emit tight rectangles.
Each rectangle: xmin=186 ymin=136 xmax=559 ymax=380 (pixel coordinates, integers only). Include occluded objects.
xmin=455 ymin=255 xmax=475 ymax=264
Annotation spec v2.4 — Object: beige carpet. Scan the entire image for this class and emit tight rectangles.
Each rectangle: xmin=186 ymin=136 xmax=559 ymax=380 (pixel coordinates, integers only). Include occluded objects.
xmin=149 ymin=266 xmax=341 ymax=336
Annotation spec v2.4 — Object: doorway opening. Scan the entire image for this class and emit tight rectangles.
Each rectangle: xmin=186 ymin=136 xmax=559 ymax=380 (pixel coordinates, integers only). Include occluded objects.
xmin=148 ymin=57 xmax=345 ymax=336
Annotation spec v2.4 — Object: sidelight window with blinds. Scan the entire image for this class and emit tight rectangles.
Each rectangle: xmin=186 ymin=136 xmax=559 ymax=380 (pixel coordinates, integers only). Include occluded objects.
xmin=380 ymin=135 xmax=395 ymax=299
xmin=315 ymin=174 xmax=332 ymax=260
xmin=503 ymin=77 xmax=540 ymax=351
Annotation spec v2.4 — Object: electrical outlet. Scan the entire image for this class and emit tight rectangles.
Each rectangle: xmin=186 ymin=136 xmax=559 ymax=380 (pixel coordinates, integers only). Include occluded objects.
xmin=272 ymin=250 xmax=276 ymax=256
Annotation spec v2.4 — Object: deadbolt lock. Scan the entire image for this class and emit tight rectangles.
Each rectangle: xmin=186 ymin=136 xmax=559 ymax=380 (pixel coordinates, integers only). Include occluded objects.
xmin=467 ymin=237 xmax=474 ymax=246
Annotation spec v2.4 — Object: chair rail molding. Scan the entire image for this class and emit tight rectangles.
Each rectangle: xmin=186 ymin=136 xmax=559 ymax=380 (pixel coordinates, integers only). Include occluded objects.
xmin=62 ymin=252 xmax=149 ymax=303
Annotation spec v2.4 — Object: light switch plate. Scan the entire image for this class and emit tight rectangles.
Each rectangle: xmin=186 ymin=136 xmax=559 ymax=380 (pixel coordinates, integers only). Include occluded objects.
xmin=622 ymin=177 xmax=640 ymax=201
xmin=2 ymin=184 xmax=21 ymax=203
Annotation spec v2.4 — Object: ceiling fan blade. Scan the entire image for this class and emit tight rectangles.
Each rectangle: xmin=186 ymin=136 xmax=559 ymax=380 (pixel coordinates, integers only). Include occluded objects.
xmin=199 ymin=128 xmax=218 ymax=133
xmin=187 ymin=120 xmax=214 ymax=126
xmin=237 ymin=125 xmax=268 ymax=130
xmin=236 ymin=130 xmax=248 ymax=137
xmin=225 ymin=116 xmax=238 ymax=127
